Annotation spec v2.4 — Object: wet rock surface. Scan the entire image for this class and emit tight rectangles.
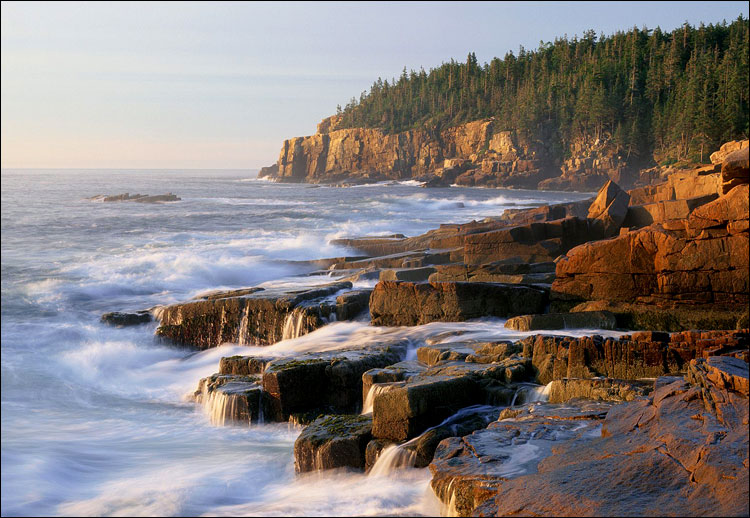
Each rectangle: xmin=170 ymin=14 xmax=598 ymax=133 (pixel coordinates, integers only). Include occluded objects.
xmin=294 ymin=414 xmax=373 ymax=472
xmin=546 ymin=377 xmax=651 ymax=403
xmin=193 ymin=373 xmax=266 ymax=425
xmin=262 ymin=342 xmax=408 ymax=421
xmin=154 ymin=281 xmax=355 ymax=349
xmin=488 ymin=359 xmax=749 ymax=517
xmin=429 ymin=400 xmax=613 ymax=516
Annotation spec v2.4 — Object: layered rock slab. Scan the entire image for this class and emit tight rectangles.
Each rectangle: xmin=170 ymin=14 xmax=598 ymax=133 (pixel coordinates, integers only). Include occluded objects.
xmin=553 ymin=184 xmax=749 ymax=307
xmin=155 ymin=281 xmax=357 ymax=349
xmin=521 ymin=330 xmax=748 ymax=385
xmin=369 ymin=280 xmax=547 ymax=326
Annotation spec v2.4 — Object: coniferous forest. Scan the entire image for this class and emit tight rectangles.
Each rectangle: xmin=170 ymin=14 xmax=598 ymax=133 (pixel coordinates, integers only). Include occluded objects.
xmin=336 ymin=18 xmax=749 ymax=164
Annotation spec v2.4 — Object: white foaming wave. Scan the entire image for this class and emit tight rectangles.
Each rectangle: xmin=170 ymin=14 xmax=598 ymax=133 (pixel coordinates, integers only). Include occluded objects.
xmin=54 ymin=423 xmax=299 ymax=517
xmin=54 ymin=248 xmax=296 ymax=308
xmin=224 ymin=319 xmax=626 ymax=358
xmin=237 ymin=176 xmax=274 ymax=182
xmin=206 ymin=468 xmax=439 ymax=517
xmin=57 ymin=339 xmax=257 ymax=402
xmin=191 ymin=197 xmax=309 ymax=206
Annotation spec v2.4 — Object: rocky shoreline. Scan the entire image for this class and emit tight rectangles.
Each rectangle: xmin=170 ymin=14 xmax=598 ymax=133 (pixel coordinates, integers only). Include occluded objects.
xmin=105 ymin=141 xmax=748 ymax=516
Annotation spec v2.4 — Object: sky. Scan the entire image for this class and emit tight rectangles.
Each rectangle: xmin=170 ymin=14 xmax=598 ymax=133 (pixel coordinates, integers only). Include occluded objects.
xmin=1 ymin=1 xmax=748 ymax=170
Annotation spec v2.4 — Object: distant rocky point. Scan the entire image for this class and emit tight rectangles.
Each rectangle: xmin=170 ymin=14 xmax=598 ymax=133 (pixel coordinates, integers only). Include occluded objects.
xmin=88 ymin=192 xmax=181 ymax=203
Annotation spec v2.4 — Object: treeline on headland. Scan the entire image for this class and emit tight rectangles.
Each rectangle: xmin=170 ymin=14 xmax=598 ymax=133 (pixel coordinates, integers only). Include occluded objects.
xmin=335 ymin=17 xmax=749 ymax=165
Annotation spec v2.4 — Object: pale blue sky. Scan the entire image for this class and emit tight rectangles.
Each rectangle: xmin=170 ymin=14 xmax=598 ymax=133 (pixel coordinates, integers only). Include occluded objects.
xmin=2 ymin=1 xmax=748 ymax=169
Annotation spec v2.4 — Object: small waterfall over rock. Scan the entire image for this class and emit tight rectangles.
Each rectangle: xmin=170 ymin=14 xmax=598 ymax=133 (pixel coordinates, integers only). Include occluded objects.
xmin=194 ymin=374 xmax=263 ymax=426
xmin=510 ymin=382 xmax=553 ymax=406
xmin=441 ymin=479 xmax=460 ymax=517
xmin=369 ymin=405 xmax=500 ymax=476
xmin=368 ymin=444 xmax=418 ymax=477
xmin=217 ymin=306 xmax=228 ymax=346
xmin=236 ymin=302 xmax=252 ymax=345
xmin=361 ymin=384 xmax=398 ymax=415
xmin=282 ymin=307 xmax=309 ymax=341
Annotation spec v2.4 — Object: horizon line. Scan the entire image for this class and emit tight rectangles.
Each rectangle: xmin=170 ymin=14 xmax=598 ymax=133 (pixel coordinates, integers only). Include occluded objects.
xmin=1 ymin=167 xmax=262 ymax=171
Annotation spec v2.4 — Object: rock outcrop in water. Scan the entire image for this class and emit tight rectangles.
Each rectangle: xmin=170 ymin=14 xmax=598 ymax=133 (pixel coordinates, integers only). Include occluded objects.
xmin=153 ymin=282 xmax=363 ymax=349
xmin=88 ymin=192 xmax=181 ymax=203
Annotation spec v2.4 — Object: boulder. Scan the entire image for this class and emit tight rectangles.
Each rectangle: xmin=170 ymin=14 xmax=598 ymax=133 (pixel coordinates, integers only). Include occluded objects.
xmin=622 ymin=194 xmax=717 ymax=228
xmin=668 ymin=170 xmax=721 ymax=200
xmin=371 ymin=371 xmax=482 ymax=441
xmin=378 ymin=267 xmax=437 ymax=282
xmin=294 ymin=414 xmax=373 ymax=472
xmin=334 ymin=289 xmax=371 ymax=320
xmin=566 ymin=300 xmax=747 ymax=332
xmin=721 ymin=146 xmax=749 ymax=194
xmin=710 ymin=139 xmax=749 ymax=164
xmin=587 ymin=180 xmax=630 ymax=236
xmin=553 ymin=195 xmax=749 ymax=306
xmin=687 ymin=183 xmax=749 ymax=230
xmin=369 ymin=280 xmax=548 ymax=326
xmin=462 ymin=217 xmax=602 ymax=265
xmin=427 ymin=260 xmax=555 ymax=284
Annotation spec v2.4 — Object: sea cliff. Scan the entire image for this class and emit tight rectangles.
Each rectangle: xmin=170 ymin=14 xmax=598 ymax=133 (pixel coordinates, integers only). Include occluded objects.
xmin=259 ymin=116 xmax=643 ymax=191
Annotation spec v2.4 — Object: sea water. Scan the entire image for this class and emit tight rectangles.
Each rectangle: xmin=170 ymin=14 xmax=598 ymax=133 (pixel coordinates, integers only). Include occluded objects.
xmin=1 ymin=168 xmax=601 ymax=516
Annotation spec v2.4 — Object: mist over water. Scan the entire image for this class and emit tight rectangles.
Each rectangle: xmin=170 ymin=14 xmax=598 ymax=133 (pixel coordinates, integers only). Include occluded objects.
xmin=1 ymin=169 xmax=593 ymax=516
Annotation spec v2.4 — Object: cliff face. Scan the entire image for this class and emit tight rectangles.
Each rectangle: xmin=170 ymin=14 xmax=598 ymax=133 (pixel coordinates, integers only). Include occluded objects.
xmin=261 ymin=117 xmax=644 ymax=191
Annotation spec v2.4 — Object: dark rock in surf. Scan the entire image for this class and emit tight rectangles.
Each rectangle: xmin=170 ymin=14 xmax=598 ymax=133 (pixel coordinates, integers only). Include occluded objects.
xmin=101 ymin=310 xmax=152 ymax=327
xmin=294 ymin=414 xmax=373 ymax=472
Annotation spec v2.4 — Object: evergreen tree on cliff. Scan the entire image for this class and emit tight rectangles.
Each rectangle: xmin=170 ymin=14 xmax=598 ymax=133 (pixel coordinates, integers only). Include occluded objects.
xmin=336 ymin=17 xmax=749 ymax=164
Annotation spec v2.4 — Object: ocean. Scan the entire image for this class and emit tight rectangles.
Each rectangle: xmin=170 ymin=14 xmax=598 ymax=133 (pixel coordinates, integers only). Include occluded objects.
xmin=1 ymin=168 xmax=601 ymax=516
